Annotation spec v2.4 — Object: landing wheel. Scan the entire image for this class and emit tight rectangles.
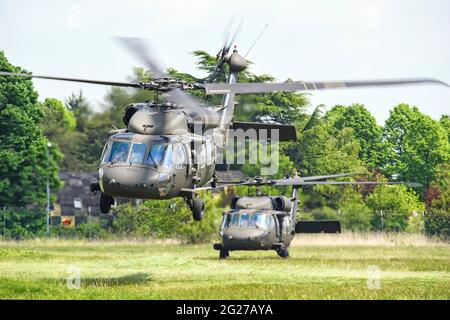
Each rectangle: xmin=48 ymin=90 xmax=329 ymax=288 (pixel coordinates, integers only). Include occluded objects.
xmin=277 ymin=247 xmax=289 ymax=259
xmin=100 ymin=193 xmax=114 ymax=214
xmin=219 ymin=249 xmax=229 ymax=259
xmin=192 ymin=198 xmax=204 ymax=221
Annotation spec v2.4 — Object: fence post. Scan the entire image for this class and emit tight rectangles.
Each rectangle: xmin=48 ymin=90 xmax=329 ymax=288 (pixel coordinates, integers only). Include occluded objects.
xmin=380 ymin=210 xmax=384 ymax=232
xmin=3 ymin=206 xmax=5 ymax=238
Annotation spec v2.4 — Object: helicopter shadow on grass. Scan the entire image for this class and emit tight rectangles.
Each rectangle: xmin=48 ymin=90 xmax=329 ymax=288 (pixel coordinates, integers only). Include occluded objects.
xmin=199 ymin=255 xmax=300 ymax=263
xmin=65 ymin=272 xmax=153 ymax=287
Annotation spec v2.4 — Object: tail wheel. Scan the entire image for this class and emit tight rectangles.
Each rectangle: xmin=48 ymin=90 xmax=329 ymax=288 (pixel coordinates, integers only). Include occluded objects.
xmin=192 ymin=198 xmax=204 ymax=221
xmin=100 ymin=193 xmax=114 ymax=214
xmin=277 ymin=247 xmax=289 ymax=259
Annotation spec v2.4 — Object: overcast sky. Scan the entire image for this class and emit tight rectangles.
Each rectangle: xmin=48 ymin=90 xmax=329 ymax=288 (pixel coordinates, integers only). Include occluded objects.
xmin=0 ymin=0 xmax=448 ymax=124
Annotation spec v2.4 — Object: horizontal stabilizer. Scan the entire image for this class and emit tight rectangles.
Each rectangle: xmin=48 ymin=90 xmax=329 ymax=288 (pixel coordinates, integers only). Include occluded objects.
xmin=230 ymin=121 xmax=296 ymax=142
xmin=295 ymin=220 xmax=341 ymax=233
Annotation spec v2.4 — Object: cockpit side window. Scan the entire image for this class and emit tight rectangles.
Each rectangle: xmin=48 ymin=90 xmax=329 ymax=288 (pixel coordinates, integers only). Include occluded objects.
xmin=129 ymin=143 xmax=147 ymax=164
xmin=161 ymin=145 xmax=173 ymax=168
xmin=107 ymin=141 xmax=131 ymax=163
xmin=175 ymin=144 xmax=187 ymax=170
xmin=239 ymin=213 xmax=250 ymax=227
xmin=231 ymin=214 xmax=239 ymax=226
xmin=145 ymin=144 xmax=173 ymax=168
xmin=251 ymin=213 xmax=268 ymax=229
xmin=221 ymin=214 xmax=232 ymax=230
xmin=266 ymin=215 xmax=275 ymax=229
xmin=101 ymin=141 xmax=112 ymax=163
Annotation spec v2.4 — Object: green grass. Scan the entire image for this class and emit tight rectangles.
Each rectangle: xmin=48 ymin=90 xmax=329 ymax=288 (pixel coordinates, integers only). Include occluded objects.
xmin=0 ymin=234 xmax=449 ymax=299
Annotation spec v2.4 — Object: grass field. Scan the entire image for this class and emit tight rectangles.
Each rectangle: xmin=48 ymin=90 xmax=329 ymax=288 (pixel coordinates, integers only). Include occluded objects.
xmin=0 ymin=233 xmax=449 ymax=299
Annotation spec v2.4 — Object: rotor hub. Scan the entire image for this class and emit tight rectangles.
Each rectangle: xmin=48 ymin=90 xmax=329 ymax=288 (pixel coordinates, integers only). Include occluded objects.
xmin=228 ymin=51 xmax=247 ymax=73
xmin=138 ymin=78 xmax=199 ymax=92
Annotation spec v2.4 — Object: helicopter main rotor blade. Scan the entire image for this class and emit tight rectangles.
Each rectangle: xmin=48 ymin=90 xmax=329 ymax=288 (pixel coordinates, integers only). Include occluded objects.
xmin=226 ymin=18 xmax=243 ymax=52
xmin=290 ymin=173 xmax=361 ymax=182
xmin=264 ymin=175 xmax=355 ymax=186
xmin=272 ymin=179 xmax=422 ymax=187
xmin=181 ymin=187 xmax=213 ymax=193
xmin=162 ymin=88 xmax=206 ymax=109
xmin=181 ymin=180 xmax=253 ymax=193
xmin=115 ymin=36 xmax=206 ymax=108
xmin=206 ymin=17 xmax=244 ymax=82
xmin=204 ymin=78 xmax=449 ymax=95
xmin=114 ymin=36 xmax=167 ymax=78
xmin=0 ymin=71 xmax=141 ymax=88
xmin=181 ymin=178 xmax=421 ymax=194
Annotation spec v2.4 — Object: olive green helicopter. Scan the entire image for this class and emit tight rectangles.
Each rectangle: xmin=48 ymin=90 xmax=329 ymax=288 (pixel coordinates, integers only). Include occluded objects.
xmin=0 ymin=24 xmax=447 ymax=221
xmin=188 ymin=175 xmax=422 ymax=259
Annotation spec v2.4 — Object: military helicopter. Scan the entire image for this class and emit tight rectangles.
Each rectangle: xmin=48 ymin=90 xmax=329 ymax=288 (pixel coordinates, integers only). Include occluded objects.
xmin=0 ymin=27 xmax=447 ymax=221
xmin=201 ymin=175 xmax=421 ymax=259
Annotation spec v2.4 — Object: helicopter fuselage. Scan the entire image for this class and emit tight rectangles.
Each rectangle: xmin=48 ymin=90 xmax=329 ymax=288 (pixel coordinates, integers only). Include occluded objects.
xmin=96 ymin=103 xmax=221 ymax=201
xmin=98 ymin=132 xmax=215 ymax=200
xmin=213 ymin=187 xmax=342 ymax=259
xmin=218 ymin=208 xmax=295 ymax=251
xmin=214 ymin=195 xmax=297 ymax=258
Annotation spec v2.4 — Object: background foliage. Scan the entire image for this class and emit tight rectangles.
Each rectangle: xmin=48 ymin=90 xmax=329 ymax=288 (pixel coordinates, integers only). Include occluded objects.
xmin=0 ymin=49 xmax=448 ymax=240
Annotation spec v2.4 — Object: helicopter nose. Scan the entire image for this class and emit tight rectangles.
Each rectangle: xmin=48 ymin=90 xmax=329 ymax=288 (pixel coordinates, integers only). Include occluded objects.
xmin=222 ymin=228 xmax=269 ymax=250
xmin=100 ymin=165 xmax=162 ymax=198
xmin=223 ymin=228 xmax=266 ymax=241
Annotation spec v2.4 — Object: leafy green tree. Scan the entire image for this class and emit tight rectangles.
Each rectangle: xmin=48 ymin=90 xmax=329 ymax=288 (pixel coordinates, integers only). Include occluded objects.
xmin=439 ymin=115 xmax=450 ymax=142
xmin=326 ymin=104 xmax=384 ymax=167
xmin=0 ymin=208 xmax=46 ymax=239
xmin=288 ymin=123 xmax=363 ymax=177
xmin=382 ymin=104 xmax=449 ymax=190
xmin=113 ymin=193 xmax=222 ymax=243
xmin=308 ymin=207 xmax=339 ymax=220
xmin=65 ymin=90 xmax=92 ymax=132
xmin=424 ymin=210 xmax=450 ymax=239
xmin=0 ymin=51 xmax=61 ymax=207
xmin=428 ymin=163 xmax=450 ymax=210
xmin=38 ymin=91 xmax=99 ymax=172
xmin=79 ymin=113 xmax=114 ymax=171
xmin=424 ymin=163 xmax=449 ymax=209
xmin=40 ymin=98 xmax=86 ymax=172
xmin=58 ymin=131 xmax=90 ymax=171
xmin=237 ymin=135 xmax=297 ymax=181
xmin=339 ymin=202 xmax=372 ymax=232
xmin=41 ymin=98 xmax=76 ymax=140
xmin=285 ymin=114 xmax=366 ymax=211
xmin=366 ymin=184 xmax=424 ymax=232
xmin=424 ymin=163 xmax=450 ymax=238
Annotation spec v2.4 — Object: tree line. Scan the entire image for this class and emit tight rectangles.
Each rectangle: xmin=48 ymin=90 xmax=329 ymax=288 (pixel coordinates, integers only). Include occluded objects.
xmin=0 ymin=49 xmax=448 ymax=240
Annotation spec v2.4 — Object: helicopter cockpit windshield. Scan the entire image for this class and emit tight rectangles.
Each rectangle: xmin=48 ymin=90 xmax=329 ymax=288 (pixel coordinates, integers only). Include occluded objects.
xmin=104 ymin=140 xmax=131 ymax=163
xmin=221 ymin=212 xmax=273 ymax=230
xmin=145 ymin=144 xmax=173 ymax=168
xmin=102 ymin=136 xmax=173 ymax=168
